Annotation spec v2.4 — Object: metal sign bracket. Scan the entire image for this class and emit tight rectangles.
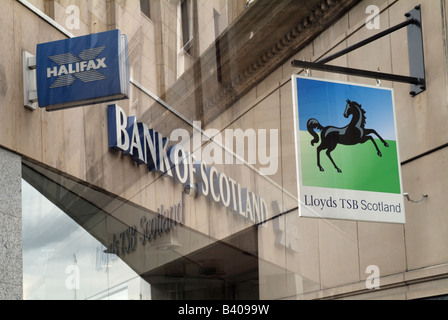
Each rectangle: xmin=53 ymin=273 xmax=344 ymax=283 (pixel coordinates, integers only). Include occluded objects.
xmin=22 ymin=51 xmax=38 ymax=110
xmin=291 ymin=5 xmax=425 ymax=97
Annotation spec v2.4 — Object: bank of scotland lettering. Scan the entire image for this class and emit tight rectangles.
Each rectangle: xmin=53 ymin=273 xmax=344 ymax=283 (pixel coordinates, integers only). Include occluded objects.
xmin=37 ymin=29 xmax=129 ymax=111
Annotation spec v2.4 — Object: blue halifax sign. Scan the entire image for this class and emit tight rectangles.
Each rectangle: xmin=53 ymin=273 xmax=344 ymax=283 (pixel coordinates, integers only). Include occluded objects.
xmin=36 ymin=29 xmax=129 ymax=111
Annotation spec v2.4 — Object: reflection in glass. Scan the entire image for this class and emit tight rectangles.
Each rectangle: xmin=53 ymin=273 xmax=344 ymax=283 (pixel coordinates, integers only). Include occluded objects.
xmin=22 ymin=166 xmax=150 ymax=300
xmin=21 ymin=161 xmax=259 ymax=300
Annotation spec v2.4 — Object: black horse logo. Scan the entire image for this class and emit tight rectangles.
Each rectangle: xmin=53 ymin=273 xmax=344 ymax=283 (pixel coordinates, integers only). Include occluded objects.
xmin=306 ymin=99 xmax=389 ymax=173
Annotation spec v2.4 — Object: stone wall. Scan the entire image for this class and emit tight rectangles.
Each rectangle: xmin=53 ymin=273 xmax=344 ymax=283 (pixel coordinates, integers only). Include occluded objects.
xmin=0 ymin=148 xmax=22 ymax=300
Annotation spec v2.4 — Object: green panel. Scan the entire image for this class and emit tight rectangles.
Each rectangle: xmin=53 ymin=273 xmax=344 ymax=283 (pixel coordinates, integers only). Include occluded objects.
xmin=299 ymin=131 xmax=401 ymax=194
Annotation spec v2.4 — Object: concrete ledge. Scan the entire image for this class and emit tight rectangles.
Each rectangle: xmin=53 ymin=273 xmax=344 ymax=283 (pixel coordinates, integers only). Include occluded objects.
xmin=288 ymin=263 xmax=448 ymax=300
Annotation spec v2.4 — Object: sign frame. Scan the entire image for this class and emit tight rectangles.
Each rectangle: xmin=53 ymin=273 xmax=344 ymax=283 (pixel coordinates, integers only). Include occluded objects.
xmin=292 ymin=75 xmax=405 ymax=224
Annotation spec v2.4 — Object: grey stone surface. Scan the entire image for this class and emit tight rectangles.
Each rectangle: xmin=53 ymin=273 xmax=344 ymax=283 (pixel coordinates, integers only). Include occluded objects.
xmin=0 ymin=282 xmax=23 ymax=300
xmin=0 ymin=148 xmax=21 ymax=217
xmin=0 ymin=148 xmax=22 ymax=299
xmin=0 ymin=213 xmax=22 ymax=285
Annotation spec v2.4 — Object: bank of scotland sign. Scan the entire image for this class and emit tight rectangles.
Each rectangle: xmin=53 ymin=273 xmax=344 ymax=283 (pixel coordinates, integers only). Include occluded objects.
xmin=36 ymin=29 xmax=129 ymax=111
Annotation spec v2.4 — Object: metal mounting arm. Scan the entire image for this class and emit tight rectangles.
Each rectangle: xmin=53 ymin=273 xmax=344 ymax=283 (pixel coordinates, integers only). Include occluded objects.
xmin=291 ymin=5 xmax=426 ymax=97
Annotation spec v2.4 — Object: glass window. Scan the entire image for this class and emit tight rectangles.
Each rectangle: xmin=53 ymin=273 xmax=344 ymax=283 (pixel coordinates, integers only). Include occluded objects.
xmin=140 ymin=0 xmax=151 ymax=19
xmin=180 ymin=0 xmax=194 ymax=54
xmin=22 ymin=162 xmax=150 ymax=300
xmin=22 ymin=160 xmax=258 ymax=300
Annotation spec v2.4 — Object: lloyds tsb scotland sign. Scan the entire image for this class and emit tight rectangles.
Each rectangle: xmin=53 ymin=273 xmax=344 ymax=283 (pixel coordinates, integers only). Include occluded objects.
xmin=292 ymin=76 xmax=405 ymax=224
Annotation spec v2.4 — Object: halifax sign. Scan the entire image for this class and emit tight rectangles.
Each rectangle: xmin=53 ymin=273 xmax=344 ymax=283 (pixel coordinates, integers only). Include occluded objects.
xmin=36 ymin=29 xmax=129 ymax=111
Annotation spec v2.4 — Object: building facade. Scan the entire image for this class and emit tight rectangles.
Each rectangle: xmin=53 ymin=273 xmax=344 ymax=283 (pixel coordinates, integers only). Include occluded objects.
xmin=1 ymin=0 xmax=447 ymax=300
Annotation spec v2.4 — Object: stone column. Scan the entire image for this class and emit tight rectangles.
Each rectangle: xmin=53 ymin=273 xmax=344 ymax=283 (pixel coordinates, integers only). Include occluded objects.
xmin=0 ymin=148 xmax=22 ymax=300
